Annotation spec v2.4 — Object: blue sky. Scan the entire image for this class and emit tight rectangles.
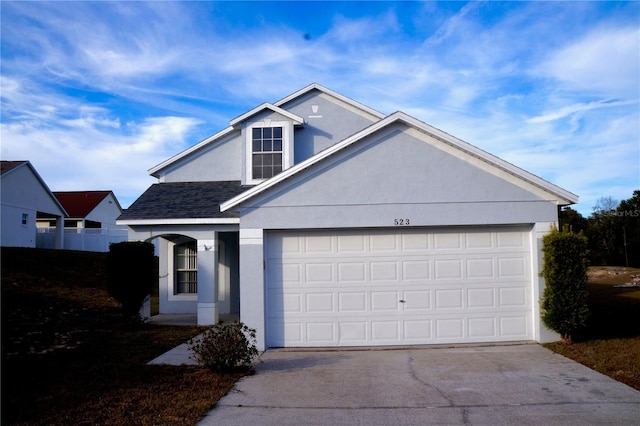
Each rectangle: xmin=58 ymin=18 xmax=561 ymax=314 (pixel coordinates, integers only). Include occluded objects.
xmin=1 ymin=1 xmax=638 ymax=216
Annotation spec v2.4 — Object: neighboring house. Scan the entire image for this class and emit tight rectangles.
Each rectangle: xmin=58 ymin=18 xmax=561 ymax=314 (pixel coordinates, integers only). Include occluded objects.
xmin=1 ymin=161 xmax=67 ymax=249
xmin=118 ymin=83 xmax=578 ymax=351
xmin=37 ymin=191 xmax=128 ymax=252
xmin=37 ymin=191 xmax=125 ymax=230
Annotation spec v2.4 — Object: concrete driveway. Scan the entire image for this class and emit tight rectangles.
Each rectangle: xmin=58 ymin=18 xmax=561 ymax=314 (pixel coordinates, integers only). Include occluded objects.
xmin=199 ymin=344 xmax=640 ymax=425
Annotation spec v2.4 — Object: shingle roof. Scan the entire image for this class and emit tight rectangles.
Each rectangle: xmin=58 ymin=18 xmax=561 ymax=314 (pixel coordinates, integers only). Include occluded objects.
xmin=0 ymin=160 xmax=28 ymax=175
xmin=54 ymin=191 xmax=113 ymax=218
xmin=118 ymin=181 xmax=251 ymax=221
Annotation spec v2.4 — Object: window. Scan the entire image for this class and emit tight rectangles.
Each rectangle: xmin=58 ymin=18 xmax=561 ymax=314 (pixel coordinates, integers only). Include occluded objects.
xmin=175 ymin=241 xmax=197 ymax=294
xmin=252 ymin=126 xmax=283 ymax=179
xmin=21 ymin=213 xmax=28 ymax=226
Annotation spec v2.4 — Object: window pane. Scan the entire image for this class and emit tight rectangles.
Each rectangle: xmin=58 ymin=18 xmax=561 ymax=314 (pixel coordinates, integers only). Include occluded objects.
xmin=273 ymin=164 xmax=282 ymax=174
xmin=253 ymin=166 xmax=262 ymax=179
xmin=252 ymin=128 xmax=262 ymax=139
xmin=273 ymin=139 xmax=282 ymax=151
xmin=263 ymin=154 xmax=273 ymax=166
xmin=274 ymin=153 xmax=282 ymax=165
xmin=263 ymin=127 xmax=272 ymax=138
xmin=253 ymin=139 xmax=262 ymax=152
xmin=263 ymin=139 xmax=272 ymax=151
xmin=273 ymin=127 xmax=282 ymax=138
xmin=253 ymin=154 xmax=262 ymax=166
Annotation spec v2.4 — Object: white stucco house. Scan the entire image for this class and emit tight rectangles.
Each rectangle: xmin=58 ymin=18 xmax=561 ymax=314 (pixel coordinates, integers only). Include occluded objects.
xmin=1 ymin=161 xmax=67 ymax=249
xmin=118 ymin=83 xmax=578 ymax=351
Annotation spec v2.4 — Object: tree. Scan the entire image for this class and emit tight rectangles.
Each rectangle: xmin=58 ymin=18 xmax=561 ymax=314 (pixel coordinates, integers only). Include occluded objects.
xmin=540 ymin=226 xmax=590 ymax=344
xmin=559 ymin=206 xmax=587 ymax=234
xmin=616 ymin=190 xmax=640 ymax=267
xmin=586 ymin=192 xmax=640 ymax=267
xmin=587 ymin=196 xmax=620 ymax=265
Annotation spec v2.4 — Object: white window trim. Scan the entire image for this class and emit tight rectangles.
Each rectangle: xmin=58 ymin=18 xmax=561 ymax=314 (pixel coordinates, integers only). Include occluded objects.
xmin=167 ymin=241 xmax=197 ymax=301
xmin=245 ymin=120 xmax=292 ymax=185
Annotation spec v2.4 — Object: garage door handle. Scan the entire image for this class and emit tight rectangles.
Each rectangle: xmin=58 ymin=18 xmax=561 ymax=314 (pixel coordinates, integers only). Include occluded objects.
xmin=399 ymin=300 xmax=406 ymax=303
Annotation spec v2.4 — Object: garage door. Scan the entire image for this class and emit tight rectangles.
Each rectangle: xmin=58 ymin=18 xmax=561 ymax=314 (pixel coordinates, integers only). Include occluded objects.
xmin=265 ymin=227 xmax=533 ymax=347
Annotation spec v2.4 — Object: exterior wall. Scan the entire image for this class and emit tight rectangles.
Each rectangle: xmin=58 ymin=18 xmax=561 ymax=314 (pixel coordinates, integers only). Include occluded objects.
xmin=239 ymin=123 xmax=557 ymax=230
xmin=1 ymin=204 xmax=37 ymax=248
xmin=155 ymin=90 xmax=379 ymax=184
xmin=238 ymin=229 xmax=266 ymax=350
xmin=159 ymin=130 xmax=243 ymax=182
xmin=284 ymin=90 xmax=380 ymax=163
xmin=1 ymin=165 xmax=65 ymax=248
xmin=85 ymin=193 xmax=126 ymax=229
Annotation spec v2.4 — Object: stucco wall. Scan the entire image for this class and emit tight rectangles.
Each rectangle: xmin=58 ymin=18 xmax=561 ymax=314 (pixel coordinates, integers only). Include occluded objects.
xmin=1 ymin=165 xmax=65 ymax=248
xmin=156 ymin=90 xmax=380 ymax=184
xmin=238 ymin=123 xmax=559 ymax=230
xmin=160 ymin=130 xmax=243 ymax=182
xmin=85 ymin=194 xmax=126 ymax=229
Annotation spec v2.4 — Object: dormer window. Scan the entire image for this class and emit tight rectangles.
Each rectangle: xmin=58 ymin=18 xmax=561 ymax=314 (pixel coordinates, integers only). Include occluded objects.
xmin=252 ymin=126 xmax=283 ymax=179
xmin=245 ymin=120 xmax=292 ymax=184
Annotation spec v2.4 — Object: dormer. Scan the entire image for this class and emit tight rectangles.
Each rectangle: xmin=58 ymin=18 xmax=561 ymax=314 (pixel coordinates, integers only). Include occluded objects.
xmin=230 ymin=103 xmax=304 ymax=185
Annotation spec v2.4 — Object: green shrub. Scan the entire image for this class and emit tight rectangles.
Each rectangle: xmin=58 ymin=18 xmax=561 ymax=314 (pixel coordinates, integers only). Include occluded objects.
xmin=540 ymin=225 xmax=590 ymax=344
xmin=107 ymin=241 xmax=155 ymax=320
xmin=188 ymin=322 xmax=258 ymax=371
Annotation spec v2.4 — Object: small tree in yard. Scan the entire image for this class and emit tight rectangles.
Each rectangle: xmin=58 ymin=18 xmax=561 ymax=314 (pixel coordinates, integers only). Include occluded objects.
xmin=188 ymin=322 xmax=258 ymax=371
xmin=540 ymin=225 xmax=590 ymax=344
xmin=107 ymin=241 xmax=155 ymax=320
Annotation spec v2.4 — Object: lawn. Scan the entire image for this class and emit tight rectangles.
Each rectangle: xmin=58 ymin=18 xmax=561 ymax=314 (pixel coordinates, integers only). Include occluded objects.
xmin=1 ymin=247 xmax=244 ymax=426
xmin=544 ymin=266 xmax=640 ymax=391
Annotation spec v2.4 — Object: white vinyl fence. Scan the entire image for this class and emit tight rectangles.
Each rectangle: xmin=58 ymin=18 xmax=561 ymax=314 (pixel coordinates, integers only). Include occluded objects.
xmin=37 ymin=227 xmax=128 ymax=252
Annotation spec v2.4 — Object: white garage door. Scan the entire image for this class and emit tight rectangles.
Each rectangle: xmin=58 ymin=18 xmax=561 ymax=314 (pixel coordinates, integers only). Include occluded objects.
xmin=265 ymin=227 xmax=533 ymax=347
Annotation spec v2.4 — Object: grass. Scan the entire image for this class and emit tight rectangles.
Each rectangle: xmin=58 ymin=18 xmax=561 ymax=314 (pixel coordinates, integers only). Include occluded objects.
xmin=544 ymin=266 xmax=640 ymax=390
xmin=1 ymin=247 xmax=244 ymax=426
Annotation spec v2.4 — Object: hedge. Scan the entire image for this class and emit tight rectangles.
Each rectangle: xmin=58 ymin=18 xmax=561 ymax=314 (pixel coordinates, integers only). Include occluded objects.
xmin=107 ymin=241 xmax=155 ymax=319
xmin=540 ymin=226 xmax=590 ymax=344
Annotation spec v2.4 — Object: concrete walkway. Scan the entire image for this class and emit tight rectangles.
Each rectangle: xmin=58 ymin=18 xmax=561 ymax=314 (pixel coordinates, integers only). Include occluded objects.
xmin=199 ymin=344 xmax=640 ymax=425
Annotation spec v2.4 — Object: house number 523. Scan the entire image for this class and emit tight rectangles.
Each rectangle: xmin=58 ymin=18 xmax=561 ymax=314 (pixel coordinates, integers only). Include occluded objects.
xmin=394 ymin=218 xmax=410 ymax=226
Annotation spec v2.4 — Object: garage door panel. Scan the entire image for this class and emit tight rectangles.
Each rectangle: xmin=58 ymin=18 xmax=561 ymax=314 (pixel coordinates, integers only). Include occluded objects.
xmin=468 ymin=317 xmax=497 ymax=338
xmin=467 ymin=288 xmax=496 ymax=308
xmin=371 ymin=291 xmax=400 ymax=311
xmin=266 ymin=227 xmax=533 ymax=347
xmin=338 ymin=292 xmax=367 ymax=312
xmin=306 ymin=293 xmax=334 ymax=312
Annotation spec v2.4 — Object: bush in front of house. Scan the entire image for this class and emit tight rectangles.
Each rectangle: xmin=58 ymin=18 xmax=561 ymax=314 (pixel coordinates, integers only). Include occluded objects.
xmin=540 ymin=225 xmax=590 ymax=344
xmin=188 ymin=322 xmax=258 ymax=371
xmin=107 ymin=241 xmax=155 ymax=320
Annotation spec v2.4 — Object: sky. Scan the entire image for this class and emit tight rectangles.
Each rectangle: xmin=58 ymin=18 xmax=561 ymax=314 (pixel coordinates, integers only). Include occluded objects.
xmin=1 ymin=1 xmax=638 ymax=216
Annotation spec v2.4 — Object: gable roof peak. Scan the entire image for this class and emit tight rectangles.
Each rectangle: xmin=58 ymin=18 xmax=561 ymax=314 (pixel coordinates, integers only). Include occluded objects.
xmin=274 ymin=83 xmax=385 ymax=119
xmin=229 ymin=102 xmax=304 ymax=128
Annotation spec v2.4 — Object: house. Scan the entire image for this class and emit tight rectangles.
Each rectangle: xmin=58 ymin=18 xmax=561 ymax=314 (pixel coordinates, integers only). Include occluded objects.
xmin=37 ymin=191 xmax=125 ymax=230
xmin=36 ymin=191 xmax=127 ymax=252
xmin=1 ymin=161 xmax=67 ymax=249
xmin=118 ymin=83 xmax=578 ymax=351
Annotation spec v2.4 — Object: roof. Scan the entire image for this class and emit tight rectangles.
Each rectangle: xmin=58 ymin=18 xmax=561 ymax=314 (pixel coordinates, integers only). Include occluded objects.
xmin=117 ymin=181 xmax=252 ymax=224
xmin=148 ymin=83 xmax=384 ymax=177
xmin=221 ymin=111 xmax=579 ymax=212
xmin=53 ymin=191 xmax=119 ymax=218
xmin=0 ymin=160 xmax=29 ymax=175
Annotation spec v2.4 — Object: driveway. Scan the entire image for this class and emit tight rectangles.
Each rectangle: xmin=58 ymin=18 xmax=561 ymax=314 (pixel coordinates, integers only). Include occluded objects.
xmin=199 ymin=344 xmax=640 ymax=425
